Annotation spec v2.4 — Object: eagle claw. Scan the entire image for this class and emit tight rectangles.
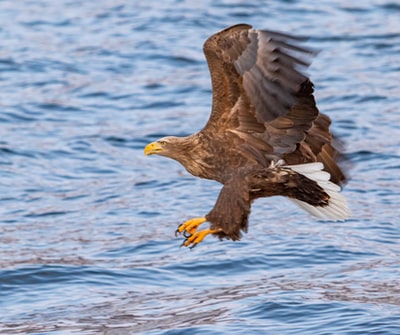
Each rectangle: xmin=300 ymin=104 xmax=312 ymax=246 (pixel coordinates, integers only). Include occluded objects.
xmin=183 ymin=230 xmax=192 ymax=238
xmin=176 ymin=218 xmax=223 ymax=247
xmin=180 ymin=239 xmax=197 ymax=249
xmin=181 ymin=228 xmax=222 ymax=248
xmin=175 ymin=217 xmax=207 ymax=237
xmin=175 ymin=226 xmax=192 ymax=238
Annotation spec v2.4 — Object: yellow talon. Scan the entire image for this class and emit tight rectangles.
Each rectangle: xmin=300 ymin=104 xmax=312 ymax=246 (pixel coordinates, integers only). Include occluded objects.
xmin=176 ymin=217 xmax=206 ymax=236
xmin=183 ymin=228 xmax=222 ymax=248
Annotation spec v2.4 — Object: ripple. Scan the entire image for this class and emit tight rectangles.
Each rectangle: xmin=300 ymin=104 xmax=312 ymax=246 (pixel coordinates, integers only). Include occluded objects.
xmin=1 ymin=0 xmax=400 ymax=334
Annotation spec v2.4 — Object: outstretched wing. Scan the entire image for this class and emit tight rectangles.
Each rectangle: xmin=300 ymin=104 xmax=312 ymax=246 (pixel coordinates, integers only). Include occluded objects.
xmin=201 ymin=24 xmax=345 ymax=183
xmin=203 ymin=24 xmax=315 ymax=125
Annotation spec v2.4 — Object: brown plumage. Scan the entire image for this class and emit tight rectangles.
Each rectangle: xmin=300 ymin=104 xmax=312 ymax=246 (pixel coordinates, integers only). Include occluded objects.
xmin=144 ymin=24 xmax=350 ymax=246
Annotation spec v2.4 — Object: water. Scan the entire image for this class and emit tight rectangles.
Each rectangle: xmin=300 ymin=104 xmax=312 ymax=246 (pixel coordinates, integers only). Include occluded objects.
xmin=1 ymin=0 xmax=399 ymax=334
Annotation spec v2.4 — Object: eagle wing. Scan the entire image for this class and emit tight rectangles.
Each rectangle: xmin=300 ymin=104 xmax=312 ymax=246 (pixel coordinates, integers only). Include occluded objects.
xmin=201 ymin=24 xmax=332 ymax=169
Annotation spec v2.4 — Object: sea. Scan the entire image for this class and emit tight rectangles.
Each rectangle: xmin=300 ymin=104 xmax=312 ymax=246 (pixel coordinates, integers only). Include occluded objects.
xmin=1 ymin=0 xmax=400 ymax=334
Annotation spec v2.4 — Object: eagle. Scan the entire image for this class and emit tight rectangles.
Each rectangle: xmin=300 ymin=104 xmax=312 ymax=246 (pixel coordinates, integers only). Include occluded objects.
xmin=144 ymin=24 xmax=350 ymax=248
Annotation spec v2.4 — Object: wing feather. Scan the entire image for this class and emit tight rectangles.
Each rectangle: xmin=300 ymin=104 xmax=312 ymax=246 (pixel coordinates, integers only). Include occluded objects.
xmin=202 ymin=23 xmax=316 ymax=136
xmin=201 ymin=24 xmax=345 ymax=183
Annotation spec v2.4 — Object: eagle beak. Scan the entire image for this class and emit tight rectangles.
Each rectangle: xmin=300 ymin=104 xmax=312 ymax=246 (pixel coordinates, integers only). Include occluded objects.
xmin=144 ymin=141 xmax=163 ymax=156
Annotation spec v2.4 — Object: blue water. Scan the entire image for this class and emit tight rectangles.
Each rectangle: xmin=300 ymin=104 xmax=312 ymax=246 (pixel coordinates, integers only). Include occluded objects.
xmin=1 ymin=0 xmax=400 ymax=334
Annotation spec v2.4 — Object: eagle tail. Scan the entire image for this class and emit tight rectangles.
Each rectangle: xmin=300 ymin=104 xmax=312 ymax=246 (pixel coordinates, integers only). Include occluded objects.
xmin=286 ymin=162 xmax=351 ymax=221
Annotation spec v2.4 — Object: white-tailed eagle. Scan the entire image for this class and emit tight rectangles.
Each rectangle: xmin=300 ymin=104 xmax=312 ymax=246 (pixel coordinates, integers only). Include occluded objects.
xmin=144 ymin=24 xmax=350 ymax=248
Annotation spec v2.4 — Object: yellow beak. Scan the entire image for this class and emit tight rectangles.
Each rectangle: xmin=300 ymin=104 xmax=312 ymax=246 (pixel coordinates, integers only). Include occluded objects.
xmin=144 ymin=141 xmax=163 ymax=156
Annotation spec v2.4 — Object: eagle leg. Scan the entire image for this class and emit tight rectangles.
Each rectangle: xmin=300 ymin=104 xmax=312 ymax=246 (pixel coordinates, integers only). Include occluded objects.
xmin=175 ymin=217 xmax=206 ymax=237
xmin=181 ymin=228 xmax=222 ymax=249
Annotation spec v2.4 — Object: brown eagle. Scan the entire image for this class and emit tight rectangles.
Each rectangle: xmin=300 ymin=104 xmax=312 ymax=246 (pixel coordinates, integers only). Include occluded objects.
xmin=144 ymin=24 xmax=350 ymax=248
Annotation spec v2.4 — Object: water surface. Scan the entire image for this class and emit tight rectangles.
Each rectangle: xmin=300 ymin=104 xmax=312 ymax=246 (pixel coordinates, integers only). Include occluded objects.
xmin=1 ymin=0 xmax=400 ymax=334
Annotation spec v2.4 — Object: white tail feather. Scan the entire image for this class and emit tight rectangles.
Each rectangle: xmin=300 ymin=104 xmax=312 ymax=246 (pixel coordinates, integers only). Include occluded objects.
xmin=285 ymin=162 xmax=351 ymax=221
